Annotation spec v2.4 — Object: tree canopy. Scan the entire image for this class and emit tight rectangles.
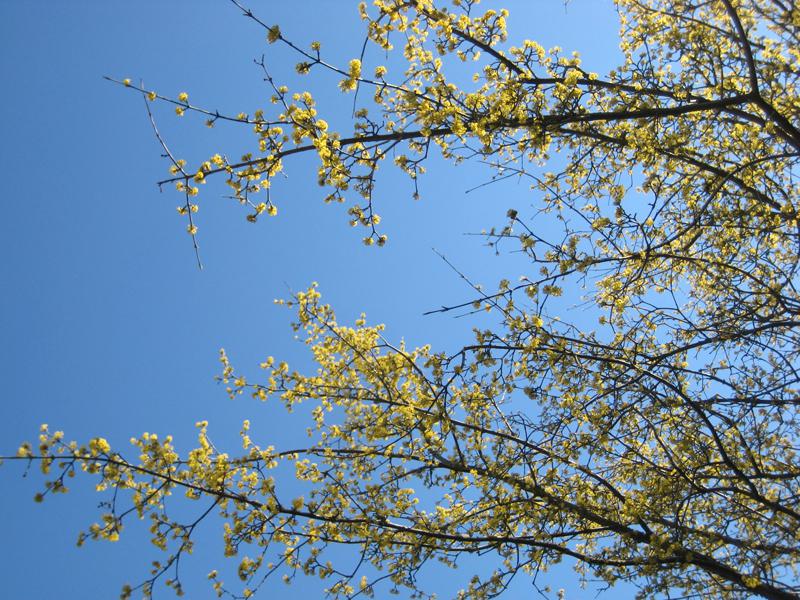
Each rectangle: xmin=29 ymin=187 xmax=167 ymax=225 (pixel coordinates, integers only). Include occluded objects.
xmin=6 ymin=0 xmax=800 ymax=599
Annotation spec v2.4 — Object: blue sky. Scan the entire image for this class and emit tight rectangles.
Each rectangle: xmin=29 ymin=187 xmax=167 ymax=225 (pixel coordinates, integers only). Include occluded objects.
xmin=0 ymin=2 xmax=624 ymax=598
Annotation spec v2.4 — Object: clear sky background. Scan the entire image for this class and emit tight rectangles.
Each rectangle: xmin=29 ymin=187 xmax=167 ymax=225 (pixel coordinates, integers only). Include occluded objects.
xmin=0 ymin=2 xmax=626 ymax=598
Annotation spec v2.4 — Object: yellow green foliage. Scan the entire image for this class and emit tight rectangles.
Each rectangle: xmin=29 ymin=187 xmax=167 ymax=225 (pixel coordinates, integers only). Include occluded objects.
xmin=8 ymin=1 xmax=800 ymax=599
